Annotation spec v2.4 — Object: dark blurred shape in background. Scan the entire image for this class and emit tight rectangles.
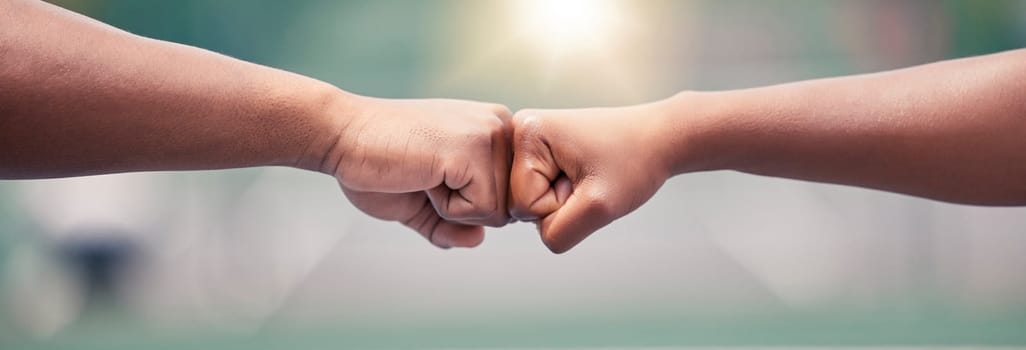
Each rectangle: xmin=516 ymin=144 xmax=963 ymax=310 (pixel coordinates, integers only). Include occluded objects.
xmin=57 ymin=231 xmax=139 ymax=309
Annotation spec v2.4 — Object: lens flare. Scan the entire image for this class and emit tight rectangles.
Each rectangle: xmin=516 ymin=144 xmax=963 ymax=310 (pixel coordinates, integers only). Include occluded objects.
xmin=515 ymin=0 xmax=625 ymax=55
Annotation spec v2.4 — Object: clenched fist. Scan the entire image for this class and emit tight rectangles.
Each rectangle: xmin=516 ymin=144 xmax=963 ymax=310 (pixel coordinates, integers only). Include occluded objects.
xmin=319 ymin=96 xmax=514 ymax=248
xmin=509 ymin=101 xmax=682 ymax=253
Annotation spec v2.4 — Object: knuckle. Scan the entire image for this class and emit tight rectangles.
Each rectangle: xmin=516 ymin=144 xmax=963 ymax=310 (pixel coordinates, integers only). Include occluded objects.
xmin=513 ymin=109 xmax=543 ymax=127
xmin=541 ymin=233 xmax=571 ymax=254
xmin=464 ymin=125 xmax=495 ymax=149
xmin=489 ymin=103 xmax=513 ymax=118
xmin=485 ymin=212 xmax=512 ymax=228
xmin=435 ymin=208 xmax=461 ymax=221
xmin=440 ymin=200 xmax=497 ymax=221
xmin=580 ymin=188 xmax=617 ymax=219
xmin=508 ymin=202 xmax=540 ymax=222
xmin=481 ymin=114 xmax=505 ymax=133
xmin=401 ymin=205 xmax=438 ymax=238
xmin=512 ymin=112 xmax=546 ymax=145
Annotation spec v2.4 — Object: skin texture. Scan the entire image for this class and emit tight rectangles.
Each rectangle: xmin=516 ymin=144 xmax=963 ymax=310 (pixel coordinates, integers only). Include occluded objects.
xmin=511 ymin=49 xmax=1026 ymax=253
xmin=510 ymin=103 xmax=675 ymax=254
xmin=4 ymin=1 xmax=1025 ymax=254
xmin=0 ymin=0 xmax=510 ymax=248
xmin=326 ymin=97 xmax=513 ymax=248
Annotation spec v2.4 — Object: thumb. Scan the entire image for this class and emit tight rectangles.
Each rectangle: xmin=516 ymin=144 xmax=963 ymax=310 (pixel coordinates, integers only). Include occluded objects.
xmin=342 ymin=188 xmax=484 ymax=249
xmin=536 ymin=180 xmax=617 ymax=254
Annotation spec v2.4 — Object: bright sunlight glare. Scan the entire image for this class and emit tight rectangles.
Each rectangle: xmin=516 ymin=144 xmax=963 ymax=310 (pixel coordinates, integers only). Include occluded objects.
xmin=515 ymin=0 xmax=626 ymax=55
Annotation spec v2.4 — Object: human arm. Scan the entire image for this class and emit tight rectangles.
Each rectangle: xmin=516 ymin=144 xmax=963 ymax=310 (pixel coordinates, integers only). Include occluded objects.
xmin=511 ymin=49 xmax=1026 ymax=253
xmin=0 ymin=0 xmax=511 ymax=248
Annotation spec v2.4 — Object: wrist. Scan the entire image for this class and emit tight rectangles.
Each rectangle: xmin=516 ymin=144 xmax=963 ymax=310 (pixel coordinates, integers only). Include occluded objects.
xmin=656 ymin=90 xmax=750 ymax=176
xmin=287 ymin=81 xmax=365 ymax=174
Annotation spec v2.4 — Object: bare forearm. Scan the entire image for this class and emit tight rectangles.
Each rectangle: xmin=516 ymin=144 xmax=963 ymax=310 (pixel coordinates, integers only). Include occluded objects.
xmin=669 ymin=49 xmax=1026 ymax=205
xmin=0 ymin=0 xmax=346 ymax=179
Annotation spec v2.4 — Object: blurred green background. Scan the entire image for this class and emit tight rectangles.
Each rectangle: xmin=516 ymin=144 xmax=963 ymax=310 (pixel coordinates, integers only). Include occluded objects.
xmin=1 ymin=0 xmax=1026 ymax=348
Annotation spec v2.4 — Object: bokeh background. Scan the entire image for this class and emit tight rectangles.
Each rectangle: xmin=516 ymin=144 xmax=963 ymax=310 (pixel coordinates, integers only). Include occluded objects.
xmin=2 ymin=0 xmax=1026 ymax=348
